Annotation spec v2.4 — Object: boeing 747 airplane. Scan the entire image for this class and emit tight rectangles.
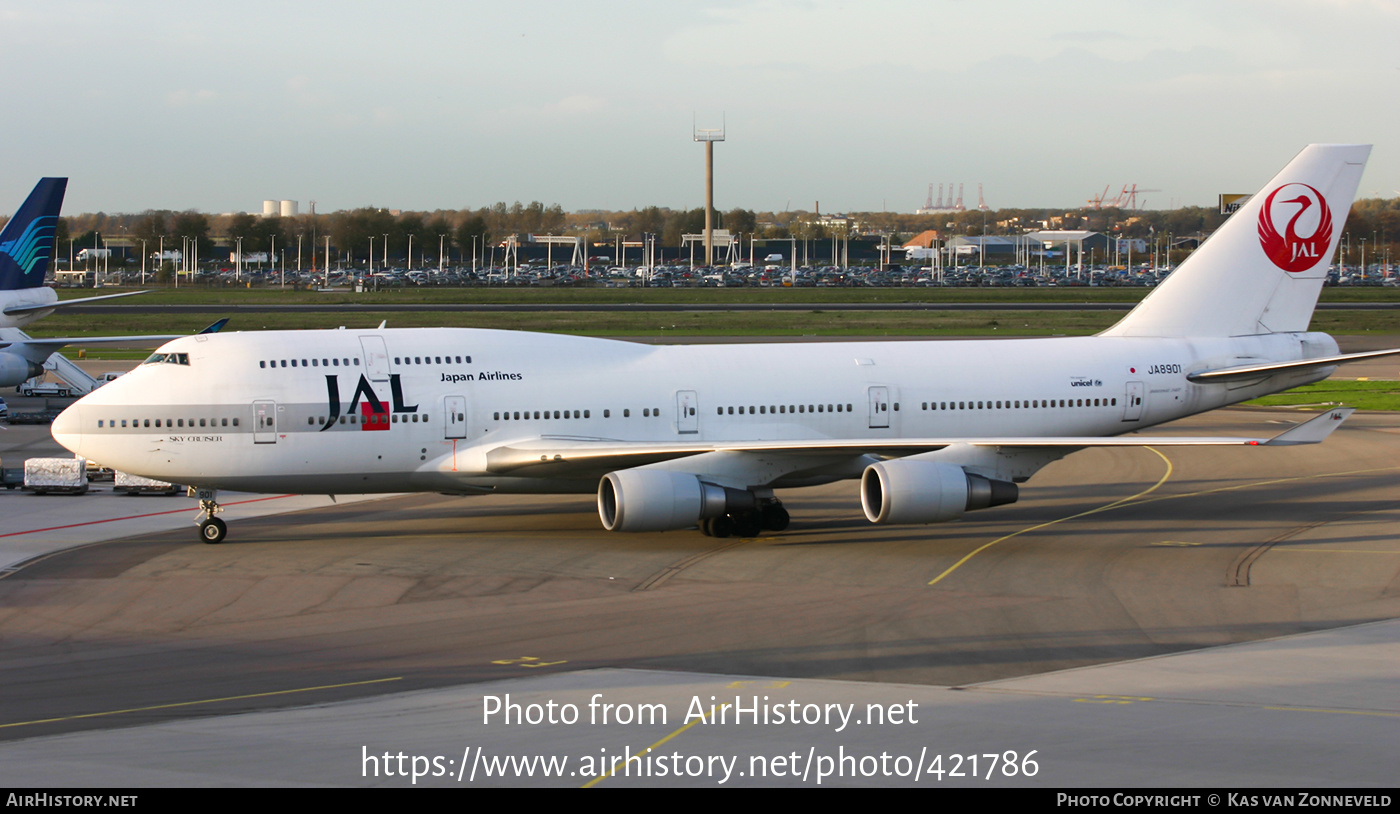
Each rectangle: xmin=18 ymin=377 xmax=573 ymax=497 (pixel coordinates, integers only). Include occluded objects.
xmin=52 ymin=144 xmax=1395 ymax=544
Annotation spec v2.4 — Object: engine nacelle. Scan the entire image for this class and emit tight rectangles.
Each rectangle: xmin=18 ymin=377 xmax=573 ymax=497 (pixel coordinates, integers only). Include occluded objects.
xmin=598 ymin=469 xmax=754 ymax=532
xmin=0 ymin=353 xmax=42 ymax=388
xmin=861 ymin=460 xmax=1018 ymax=525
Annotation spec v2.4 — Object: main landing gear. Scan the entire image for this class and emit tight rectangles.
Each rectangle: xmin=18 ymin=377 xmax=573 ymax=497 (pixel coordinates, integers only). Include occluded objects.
xmin=192 ymin=487 xmax=226 ymax=544
xmin=699 ymin=499 xmax=789 ymax=538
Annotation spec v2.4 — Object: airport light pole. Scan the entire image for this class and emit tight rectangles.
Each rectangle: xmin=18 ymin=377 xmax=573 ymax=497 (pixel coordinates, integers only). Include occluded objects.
xmin=85 ymin=231 xmax=98 ymax=279
xmin=694 ymin=122 xmax=725 ymax=267
xmin=369 ymin=236 xmax=375 ymax=275
xmin=380 ymin=233 xmax=389 ymax=291
xmin=407 ymin=234 xmax=413 ymax=271
xmin=183 ymin=237 xmax=192 ymax=288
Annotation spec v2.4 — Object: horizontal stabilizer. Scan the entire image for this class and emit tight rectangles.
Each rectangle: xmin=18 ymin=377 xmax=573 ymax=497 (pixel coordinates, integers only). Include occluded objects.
xmin=1187 ymin=348 xmax=1400 ymax=382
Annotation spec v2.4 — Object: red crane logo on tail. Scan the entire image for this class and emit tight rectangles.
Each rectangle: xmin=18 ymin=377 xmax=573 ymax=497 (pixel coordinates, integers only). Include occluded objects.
xmin=1257 ymin=183 xmax=1333 ymax=272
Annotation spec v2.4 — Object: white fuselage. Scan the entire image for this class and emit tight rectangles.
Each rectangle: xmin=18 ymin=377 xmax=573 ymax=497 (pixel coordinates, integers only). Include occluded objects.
xmin=51 ymin=327 xmax=1337 ymax=496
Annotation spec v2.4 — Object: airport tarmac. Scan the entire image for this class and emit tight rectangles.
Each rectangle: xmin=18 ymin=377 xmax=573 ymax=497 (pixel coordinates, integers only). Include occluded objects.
xmin=1 ymin=397 xmax=1397 ymax=786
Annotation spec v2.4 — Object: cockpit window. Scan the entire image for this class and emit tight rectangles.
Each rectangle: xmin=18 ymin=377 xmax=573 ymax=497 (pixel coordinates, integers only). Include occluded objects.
xmin=142 ymin=352 xmax=190 ymax=366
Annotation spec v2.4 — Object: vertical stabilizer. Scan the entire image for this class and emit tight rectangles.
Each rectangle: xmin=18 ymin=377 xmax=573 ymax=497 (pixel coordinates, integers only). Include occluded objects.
xmin=1102 ymin=145 xmax=1368 ymax=338
xmin=0 ymin=178 xmax=68 ymax=292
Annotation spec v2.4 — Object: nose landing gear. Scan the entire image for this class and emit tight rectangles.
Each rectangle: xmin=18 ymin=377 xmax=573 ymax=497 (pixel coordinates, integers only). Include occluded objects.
xmin=200 ymin=516 xmax=227 ymax=544
xmin=192 ymin=487 xmax=226 ymax=544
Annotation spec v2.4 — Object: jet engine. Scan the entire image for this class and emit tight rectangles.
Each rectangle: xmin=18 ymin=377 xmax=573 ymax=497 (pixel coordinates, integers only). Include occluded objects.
xmin=598 ymin=469 xmax=755 ymax=532
xmin=0 ymin=354 xmax=42 ymax=388
xmin=861 ymin=460 xmax=1017 ymax=524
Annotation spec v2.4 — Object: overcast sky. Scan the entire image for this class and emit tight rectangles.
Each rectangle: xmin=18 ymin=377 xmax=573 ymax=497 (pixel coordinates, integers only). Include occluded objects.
xmin=4 ymin=0 xmax=1397 ymax=216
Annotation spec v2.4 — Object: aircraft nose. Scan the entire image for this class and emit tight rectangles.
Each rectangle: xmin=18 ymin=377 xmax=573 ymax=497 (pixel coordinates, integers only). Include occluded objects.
xmin=51 ymin=402 xmax=84 ymax=456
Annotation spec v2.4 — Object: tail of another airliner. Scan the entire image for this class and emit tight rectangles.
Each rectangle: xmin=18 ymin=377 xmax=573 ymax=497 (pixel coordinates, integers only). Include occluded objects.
xmin=1101 ymin=145 xmax=1369 ymax=338
xmin=0 ymin=178 xmax=67 ymax=292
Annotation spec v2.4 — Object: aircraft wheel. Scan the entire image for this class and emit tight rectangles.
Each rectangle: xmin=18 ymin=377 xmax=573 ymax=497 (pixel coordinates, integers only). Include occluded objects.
xmin=199 ymin=517 xmax=227 ymax=544
xmin=730 ymin=512 xmax=762 ymax=538
xmin=762 ymin=504 xmax=790 ymax=531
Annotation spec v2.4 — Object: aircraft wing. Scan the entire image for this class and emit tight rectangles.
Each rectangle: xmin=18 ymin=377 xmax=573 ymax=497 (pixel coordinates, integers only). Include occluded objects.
xmin=1 ymin=289 xmax=148 ymax=316
xmin=0 ymin=320 xmax=225 ymax=354
xmin=0 ymin=334 xmax=184 ymax=354
xmin=1186 ymin=348 xmax=1400 ymax=382
xmin=482 ymin=407 xmax=1354 ymax=475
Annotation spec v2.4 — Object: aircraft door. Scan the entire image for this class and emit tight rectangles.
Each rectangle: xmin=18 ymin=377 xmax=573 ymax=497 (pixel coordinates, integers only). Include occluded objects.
xmin=359 ymin=335 xmax=391 ymax=382
xmin=1123 ymin=381 xmax=1145 ymax=421
xmin=253 ymin=400 xmax=278 ymax=444
xmin=676 ymin=390 xmax=698 ymax=434
xmin=444 ymin=395 xmax=467 ymax=439
xmin=868 ymin=386 xmax=890 ymax=429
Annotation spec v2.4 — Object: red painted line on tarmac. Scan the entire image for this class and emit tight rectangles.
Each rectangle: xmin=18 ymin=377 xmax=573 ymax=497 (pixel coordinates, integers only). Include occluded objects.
xmin=0 ymin=495 xmax=298 ymax=539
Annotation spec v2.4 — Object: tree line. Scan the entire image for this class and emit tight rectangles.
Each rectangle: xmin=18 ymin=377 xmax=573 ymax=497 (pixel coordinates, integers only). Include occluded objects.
xmin=22 ymin=195 xmax=1400 ymax=264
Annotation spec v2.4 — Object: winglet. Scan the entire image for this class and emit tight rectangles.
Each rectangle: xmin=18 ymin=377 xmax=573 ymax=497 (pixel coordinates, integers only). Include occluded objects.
xmin=1262 ymin=407 xmax=1354 ymax=446
xmin=197 ymin=318 xmax=230 ymax=334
